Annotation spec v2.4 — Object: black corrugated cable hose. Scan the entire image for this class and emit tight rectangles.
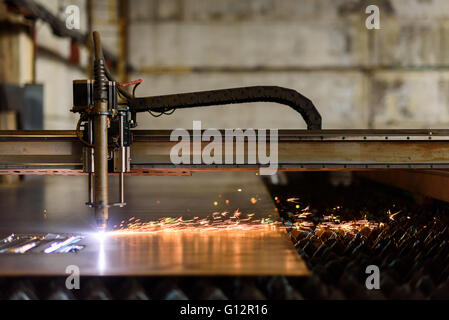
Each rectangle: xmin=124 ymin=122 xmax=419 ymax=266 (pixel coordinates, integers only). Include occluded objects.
xmin=128 ymin=86 xmax=322 ymax=130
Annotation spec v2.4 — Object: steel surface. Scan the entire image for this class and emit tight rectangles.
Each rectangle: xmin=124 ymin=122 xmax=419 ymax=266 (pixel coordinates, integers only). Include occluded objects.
xmin=0 ymin=173 xmax=308 ymax=276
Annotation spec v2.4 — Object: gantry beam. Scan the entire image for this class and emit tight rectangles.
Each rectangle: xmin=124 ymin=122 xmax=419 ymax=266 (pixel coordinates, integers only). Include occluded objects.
xmin=1 ymin=129 xmax=449 ymax=175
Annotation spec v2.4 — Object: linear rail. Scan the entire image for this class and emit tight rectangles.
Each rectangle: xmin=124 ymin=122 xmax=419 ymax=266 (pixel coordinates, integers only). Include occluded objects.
xmin=1 ymin=129 xmax=449 ymax=175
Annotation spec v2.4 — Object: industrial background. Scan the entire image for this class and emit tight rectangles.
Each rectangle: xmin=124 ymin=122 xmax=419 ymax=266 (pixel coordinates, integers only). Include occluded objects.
xmin=3 ymin=0 xmax=449 ymax=131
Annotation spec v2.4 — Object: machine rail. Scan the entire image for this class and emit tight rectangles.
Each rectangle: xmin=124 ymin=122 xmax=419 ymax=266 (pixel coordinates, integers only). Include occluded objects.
xmin=1 ymin=129 xmax=449 ymax=175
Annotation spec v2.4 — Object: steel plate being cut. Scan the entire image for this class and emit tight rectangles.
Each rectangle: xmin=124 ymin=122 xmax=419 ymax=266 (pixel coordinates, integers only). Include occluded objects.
xmin=0 ymin=173 xmax=308 ymax=276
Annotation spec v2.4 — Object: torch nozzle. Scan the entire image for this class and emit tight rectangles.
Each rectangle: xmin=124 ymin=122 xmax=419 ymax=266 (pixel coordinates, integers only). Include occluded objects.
xmin=96 ymin=219 xmax=108 ymax=231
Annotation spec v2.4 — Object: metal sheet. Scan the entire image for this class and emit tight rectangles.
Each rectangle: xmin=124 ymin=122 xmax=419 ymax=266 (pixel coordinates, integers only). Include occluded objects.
xmin=0 ymin=173 xmax=308 ymax=276
xmin=359 ymin=169 xmax=449 ymax=203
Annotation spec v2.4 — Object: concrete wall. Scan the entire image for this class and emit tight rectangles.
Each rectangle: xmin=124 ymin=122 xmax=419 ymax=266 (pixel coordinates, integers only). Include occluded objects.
xmin=127 ymin=0 xmax=449 ymax=130
xmin=33 ymin=0 xmax=449 ymax=130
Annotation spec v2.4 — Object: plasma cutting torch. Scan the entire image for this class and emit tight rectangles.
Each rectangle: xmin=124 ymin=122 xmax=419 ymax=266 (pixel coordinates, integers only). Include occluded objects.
xmin=72 ymin=32 xmax=322 ymax=230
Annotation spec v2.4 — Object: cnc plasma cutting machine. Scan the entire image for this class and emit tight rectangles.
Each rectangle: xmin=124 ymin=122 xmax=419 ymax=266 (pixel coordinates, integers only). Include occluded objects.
xmin=1 ymin=32 xmax=449 ymax=230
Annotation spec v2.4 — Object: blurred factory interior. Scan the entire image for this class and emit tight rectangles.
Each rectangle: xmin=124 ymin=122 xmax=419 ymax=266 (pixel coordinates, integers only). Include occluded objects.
xmin=4 ymin=0 xmax=449 ymax=131
xmin=1 ymin=0 xmax=449 ymax=301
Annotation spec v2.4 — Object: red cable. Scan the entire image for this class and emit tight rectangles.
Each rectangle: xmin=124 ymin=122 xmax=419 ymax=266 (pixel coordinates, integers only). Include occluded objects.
xmin=117 ymin=79 xmax=143 ymax=87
